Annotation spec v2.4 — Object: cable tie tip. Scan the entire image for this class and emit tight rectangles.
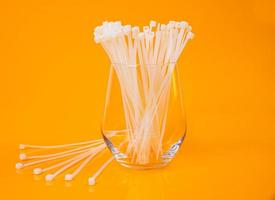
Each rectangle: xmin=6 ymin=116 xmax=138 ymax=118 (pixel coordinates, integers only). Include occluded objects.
xmin=19 ymin=144 xmax=25 ymax=150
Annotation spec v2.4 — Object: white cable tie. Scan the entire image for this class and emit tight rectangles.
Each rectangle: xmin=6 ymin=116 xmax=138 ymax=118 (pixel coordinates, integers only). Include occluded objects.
xmin=88 ymin=157 xmax=114 ymax=186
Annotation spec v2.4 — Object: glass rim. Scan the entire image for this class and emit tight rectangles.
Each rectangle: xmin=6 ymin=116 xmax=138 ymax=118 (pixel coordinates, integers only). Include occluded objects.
xmin=111 ymin=62 xmax=177 ymax=68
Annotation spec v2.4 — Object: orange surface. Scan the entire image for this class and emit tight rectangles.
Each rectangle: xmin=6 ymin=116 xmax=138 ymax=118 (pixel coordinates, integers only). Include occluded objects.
xmin=1 ymin=0 xmax=275 ymax=199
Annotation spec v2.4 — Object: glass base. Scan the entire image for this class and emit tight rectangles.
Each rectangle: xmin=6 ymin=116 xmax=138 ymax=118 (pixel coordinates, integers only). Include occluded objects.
xmin=102 ymin=132 xmax=186 ymax=170
xmin=118 ymin=161 xmax=170 ymax=170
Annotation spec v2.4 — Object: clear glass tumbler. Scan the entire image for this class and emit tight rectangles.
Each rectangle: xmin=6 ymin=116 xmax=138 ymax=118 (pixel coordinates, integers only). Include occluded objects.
xmin=101 ymin=63 xmax=187 ymax=169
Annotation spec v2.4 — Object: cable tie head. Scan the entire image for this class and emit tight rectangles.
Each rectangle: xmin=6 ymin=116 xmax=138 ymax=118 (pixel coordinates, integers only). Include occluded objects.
xmin=166 ymin=23 xmax=173 ymax=30
xmin=143 ymin=26 xmax=149 ymax=33
xmin=33 ymin=168 xmax=42 ymax=175
xmin=102 ymin=21 xmax=108 ymax=26
xmin=180 ymin=21 xmax=188 ymax=27
xmin=19 ymin=153 xmax=27 ymax=160
xmin=94 ymin=35 xmax=102 ymax=44
xmin=88 ymin=177 xmax=95 ymax=186
xmin=187 ymin=32 xmax=194 ymax=39
xmin=94 ymin=26 xmax=102 ymax=35
xmin=45 ymin=174 xmax=54 ymax=182
xmin=132 ymin=26 xmax=139 ymax=38
xmin=175 ymin=22 xmax=181 ymax=28
xmin=64 ymin=174 xmax=73 ymax=181
xmin=132 ymin=26 xmax=139 ymax=33
xmin=123 ymin=25 xmax=131 ymax=35
xmin=150 ymin=20 xmax=156 ymax=27
xmin=168 ymin=21 xmax=176 ymax=28
xmin=138 ymin=32 xmax=145 ymax=40
xmin=124 ymin=24 xmax=131 ymax=29
xmin=19 ymin=144 xmax=25 ymax=150
xmin=16 ymin=162 xmax=24 ymax=169
xmin=178 ymin=22 xmax=186 ymax=29
xmin=114 ymin=21 xmax=122 ymax=26
xmin=160 ymin=24 xmax=166 ymax=31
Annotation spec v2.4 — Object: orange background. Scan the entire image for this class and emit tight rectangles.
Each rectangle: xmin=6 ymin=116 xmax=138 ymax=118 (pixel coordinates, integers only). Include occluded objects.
xmin=1 ymin=0 xmax=275 ymax=199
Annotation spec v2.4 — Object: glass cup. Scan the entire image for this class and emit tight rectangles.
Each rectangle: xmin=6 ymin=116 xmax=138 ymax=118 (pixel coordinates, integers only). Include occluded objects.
xmin=101 ymin=62 xmax=187 ymax=169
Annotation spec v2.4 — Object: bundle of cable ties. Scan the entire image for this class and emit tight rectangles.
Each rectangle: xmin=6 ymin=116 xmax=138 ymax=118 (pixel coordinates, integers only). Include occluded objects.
xmin=16 ymin=20 xmax=194 ymax=185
